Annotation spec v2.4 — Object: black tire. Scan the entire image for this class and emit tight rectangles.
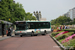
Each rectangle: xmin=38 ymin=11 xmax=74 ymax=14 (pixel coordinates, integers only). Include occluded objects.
xmin=42 ymin=31 xmax=46 ymax=35
xmin=20 ymin=35 xmax=22 ymax=37
xmin=42 ymin=34 xmax=45 ymax=35
xmin=44 ymin=32 xmax=46 ymax=35
xmin=15 ymin=34 xmax=17 ymax=35
xmin=31 ymin=34 xmax=33 ymax=36
xmin=31 ymin=31 xmax=34 ymax=36
xmin=31 ymin=33 xmax=34 ymax=36
xmin=34 ymin=34 xmax=37 ymax=36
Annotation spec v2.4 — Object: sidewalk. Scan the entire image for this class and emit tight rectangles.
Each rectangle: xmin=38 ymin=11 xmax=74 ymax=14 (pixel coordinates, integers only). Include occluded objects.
xmin=0 ymin=32 xmax=15 ymax=41
xmin=0 ymin=36 xmax=11 ymax=41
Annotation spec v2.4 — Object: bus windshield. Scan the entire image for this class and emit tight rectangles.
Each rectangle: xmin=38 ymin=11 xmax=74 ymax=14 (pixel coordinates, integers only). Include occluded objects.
xmin=16 ymin=24 xmax=26 ymax=30
xmin=27 ymin=22 xmax=50 ymax=29
xmin=15 ymin=22 xmax=26 ymax=30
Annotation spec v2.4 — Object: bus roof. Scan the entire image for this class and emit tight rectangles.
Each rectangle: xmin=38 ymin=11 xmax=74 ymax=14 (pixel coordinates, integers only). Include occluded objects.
xmin=15 ymin=21 xmax=50 ymax=22
xmin=26 ymin=21 xmax=50 ymax=22
xmin=15 ymin=21 xmax=26 ymax=22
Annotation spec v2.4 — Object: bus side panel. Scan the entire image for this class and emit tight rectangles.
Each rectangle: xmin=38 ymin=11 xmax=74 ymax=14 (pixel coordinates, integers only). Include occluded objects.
xmin=41 ymin=28 xmax=51 ymax=34
xmin=26 ymin=29 xmax=34 ymax=35
xmin=15 ymin=30 xmax=27 ymax=35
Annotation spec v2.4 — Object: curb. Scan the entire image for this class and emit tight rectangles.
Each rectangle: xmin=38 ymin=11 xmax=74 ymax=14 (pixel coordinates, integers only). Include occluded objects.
xmin=0 ymin=36 xmax=11 ymax=41
xmin=0 ymin=32 xmax=15 ymax=41
xmin=0 ymin=35 xmax=15 ymax=41
xmin=49 ymin=34 xmax=67 ymax=50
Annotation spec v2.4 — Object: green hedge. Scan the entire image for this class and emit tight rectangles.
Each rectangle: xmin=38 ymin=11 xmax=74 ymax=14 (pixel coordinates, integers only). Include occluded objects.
xmin=56 ymin=32 xmax=74 ymax=41
xmin=62 ymin=29 xmax=75 ymax=33
xmin=51 ymin=31 xmax=64 ymax=36
xmin=62 ymin=39 xmax=75 ymax=49
xmin=52 ymin=32 xmax=59 ymax=36
xmin=56 ymin=35 xmax=66 ymax=40
xmin=51 ymin=30 xmax=75 ymax=49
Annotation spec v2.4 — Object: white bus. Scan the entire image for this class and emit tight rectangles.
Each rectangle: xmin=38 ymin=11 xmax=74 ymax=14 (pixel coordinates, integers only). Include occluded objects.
xmin=14 ymin=21 xmax=51 ymax=37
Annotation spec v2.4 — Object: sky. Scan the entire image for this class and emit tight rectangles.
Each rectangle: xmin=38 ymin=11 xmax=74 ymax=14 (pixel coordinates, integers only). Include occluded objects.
xmin=14 ymin=0 xmax=75 ymax=21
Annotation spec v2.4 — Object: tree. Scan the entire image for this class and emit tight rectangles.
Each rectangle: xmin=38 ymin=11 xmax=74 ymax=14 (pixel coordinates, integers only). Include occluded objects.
xmin=0 ymin=0 xmax=11 ymax=21
xmin=25 ymin=12 xmax=36 ymax=20
xmin=0 ymin=0 xmax=36 ymax=23
xmin=31 ymin=16 xmax=36 ymax=20
xmin=51 ymin=16 xmax=72 ymax=25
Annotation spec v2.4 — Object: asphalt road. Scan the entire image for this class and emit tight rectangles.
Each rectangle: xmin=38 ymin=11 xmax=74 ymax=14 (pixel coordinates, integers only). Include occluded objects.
xmin=0 ymin=34 xmax=61 ymax=50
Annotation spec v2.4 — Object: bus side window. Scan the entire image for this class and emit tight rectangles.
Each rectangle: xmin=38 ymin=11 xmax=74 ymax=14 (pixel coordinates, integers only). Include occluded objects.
xmin=27 ymin=23 xmax=30 ymax=29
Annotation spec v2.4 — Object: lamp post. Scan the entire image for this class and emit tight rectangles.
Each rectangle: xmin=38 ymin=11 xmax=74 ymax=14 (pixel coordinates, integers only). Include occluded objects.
xmin=35 ymin=11 xmax=39 ymax=21
xmin=33 ymin=11 xmax=41 ymax=21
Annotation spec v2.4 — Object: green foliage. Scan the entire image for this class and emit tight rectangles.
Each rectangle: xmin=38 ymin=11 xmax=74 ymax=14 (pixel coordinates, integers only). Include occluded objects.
xmin=52 ymin=30 xmax=75 ymax=49
xmin=59 ymin=39 xmax=65 ymax=43
xmin=51 ymin=31 xmax=64 ymax=36
xmin=52 ymin=32 xmax=59 ymax=36
xmin=62 ymin=29 xmax=75 ymax=33
xmin=0 ymin=0 xmax=36 ymax=23
xmin=31 ymin=16 xmax=36 ymax=20
xmin=51 ymin=16 xmax=72 ymax=25
xmin=55 ymin=23 xmax=60 ymax=28
xmin=68 ymin=18 xmax=75 ymax=25
xmin=1 ymin=21 xmax=4 ymax=24
xmin=25 ymin=12 xmax=36 ymax=20
xmin=64 ymin=32 xmax=74 ymax=36
xmin=73 ymin=44 xmax=75 ymax=49
xmin=56 ymin=35 xmax=66 ymax=40
xmin=56 ymin=32 xmax=74 ymax=41
xmin=62 ymin=39 xmax=75 ymax=49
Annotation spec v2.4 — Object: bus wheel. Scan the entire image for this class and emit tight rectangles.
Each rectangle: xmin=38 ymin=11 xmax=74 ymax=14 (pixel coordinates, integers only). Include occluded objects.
xmin=42 ymin=31 xmax=46 ymax=35
xmin=31 ymin=33 xmax=34 ymax=36
xmin=15 ymin=34 xmax=17 ymax=35
xmin=34 ymin=34 xmax=37 ymax=36
xmin=42 ymin=34 xmax=46 ymax=35
xmin=31 ymin=31 xmax=34 ymax=36
xmin=36 ymin=34 xmax=37 ymax=36
xmin=44 ymin=32 xmax=46 ymax=35
xmin=20 ymin=35 xmax=22 ymax=37
xmin=44 ymin=30 xmax=47 ymax=35
xmin=31 ymin=34 xmax=32 ymax=36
